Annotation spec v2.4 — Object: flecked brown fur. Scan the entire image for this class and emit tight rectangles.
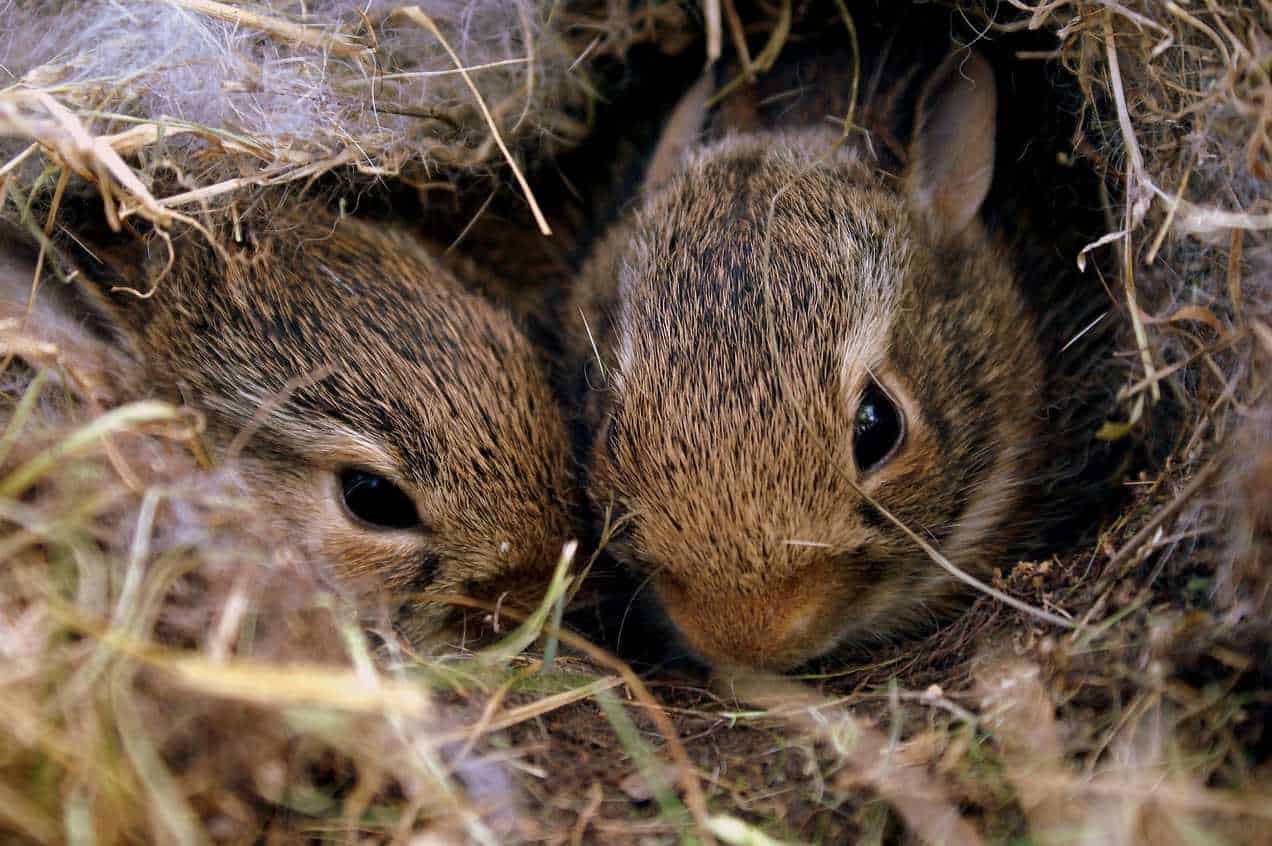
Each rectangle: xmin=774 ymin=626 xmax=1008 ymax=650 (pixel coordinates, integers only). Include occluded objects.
xmin=567 ymin=52 xmax=1048 ymax=670
xmin=4 ymin=207 xmax=577 ymax=643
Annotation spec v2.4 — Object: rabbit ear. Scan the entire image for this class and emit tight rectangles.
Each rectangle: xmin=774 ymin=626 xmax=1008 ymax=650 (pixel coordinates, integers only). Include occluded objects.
xmin=905 ymin=50 xmax=997 ymax=240
xmin=643 ymin=72 xmax=714 ymax=195
xmin=0 ymin=221 xmax=143 ymax=404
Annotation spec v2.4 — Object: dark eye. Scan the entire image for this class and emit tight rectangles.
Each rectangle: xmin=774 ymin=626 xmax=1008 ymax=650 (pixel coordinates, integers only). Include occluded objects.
xmin=853 ymin=380 xmax=904 ymax=473
xmin=339 ymin=468 xmax=422 ymax=530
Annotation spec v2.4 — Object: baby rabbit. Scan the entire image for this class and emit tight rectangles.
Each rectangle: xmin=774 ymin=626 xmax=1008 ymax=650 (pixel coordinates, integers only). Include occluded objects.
xmin=567 ymin=51 xmax=1048 ymax=671
xmin=1 ymin=206 xmax=575 ymax=643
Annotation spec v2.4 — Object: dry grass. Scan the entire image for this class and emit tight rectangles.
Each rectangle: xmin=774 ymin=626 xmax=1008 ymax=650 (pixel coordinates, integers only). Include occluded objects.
xmin=0 ymin=0 xmax=1269 ymax=844
xmin=0 ymin=0 xmax=685 ymax=229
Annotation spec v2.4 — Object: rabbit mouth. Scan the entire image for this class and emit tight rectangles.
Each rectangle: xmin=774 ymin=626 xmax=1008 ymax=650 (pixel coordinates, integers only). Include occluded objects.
xmin=650 ymin=574 xmax=856 ymax=672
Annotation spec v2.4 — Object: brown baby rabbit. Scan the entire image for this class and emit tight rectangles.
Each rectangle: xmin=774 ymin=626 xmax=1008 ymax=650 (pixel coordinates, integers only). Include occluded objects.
xmin=567 ymin=50 xmax=1049 ymax=671
xmin=1 ymin=206 xmax=575 ymax=643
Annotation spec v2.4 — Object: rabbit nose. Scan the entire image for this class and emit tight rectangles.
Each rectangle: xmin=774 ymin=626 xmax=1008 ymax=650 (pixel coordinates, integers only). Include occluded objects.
xmin=655 ymin=576 xmax=837 ymax=671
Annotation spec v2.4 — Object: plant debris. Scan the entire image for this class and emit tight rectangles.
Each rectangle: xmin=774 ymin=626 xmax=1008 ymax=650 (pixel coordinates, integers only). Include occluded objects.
xmin=0 ymin=0 xmax=1268 ymax=843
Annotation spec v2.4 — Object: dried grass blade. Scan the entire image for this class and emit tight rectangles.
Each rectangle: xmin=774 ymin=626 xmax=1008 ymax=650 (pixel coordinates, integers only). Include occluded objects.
xmin=1092 ymin=454 xmax=1225 ymax=591
xmin=429 ymin=675 xmax=623 ymax=747
xmin=439 ymin=594 xmax=718 ymax=845
xmin=0 ymin=367 xmax=49 ymax=468
xmin=722 ymin=0 xmax=756 ymax=81
xmin=0 ymin=143 xmax=39 ymax=179
xmin=1102 ymin=13 xmax=1159 ymax=402
xmin=478 ymin=540 xmax=576 ymax=664
xmin=160 ymin=0 xmax=368 ymax=58
xmin=162 ymin=656 xmax=433 ymax=716
xmin=596 ymin=686 xmax=691 ymax=834
xmin=0 ymin=780 xmax=59 ymax=843
xmin=394 ymin=6 xmax=553 ymax=236
xmin=0 ymin=400 xmax=181 ymax=498
xmin=704 ymin=0 xmax=723 ymax=63
xmin=1147 ymin=181 xmax=1272 ymax=234
xmin=111 ymin=670 xmax=202 ymax=846
xmin=27 ymin=92 xmax=175 ymax=228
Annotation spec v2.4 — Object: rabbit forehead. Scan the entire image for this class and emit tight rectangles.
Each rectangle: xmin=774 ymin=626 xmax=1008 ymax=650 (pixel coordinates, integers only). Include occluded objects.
xmin=131 ymin=218 xmax=563 ymax=493
xmin=196 ymin=299 xmax=552 ymax=487
xmin=599 ymin=169 xmax=916 ymax=559
xmin=613 ymin=138 xmax=910 ymax=394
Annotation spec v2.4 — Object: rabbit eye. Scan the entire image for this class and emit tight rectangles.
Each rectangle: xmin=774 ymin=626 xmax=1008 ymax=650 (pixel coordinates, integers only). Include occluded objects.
xmin=339 ymin=468 xmax=421 ymax=530
xmin=853 ymin=380 xmax=904 ymax=473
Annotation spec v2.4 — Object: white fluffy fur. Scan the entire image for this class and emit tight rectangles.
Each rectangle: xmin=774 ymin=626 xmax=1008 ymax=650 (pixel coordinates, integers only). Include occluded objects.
xmin=0 ymin=0 xmax=580 ymax=179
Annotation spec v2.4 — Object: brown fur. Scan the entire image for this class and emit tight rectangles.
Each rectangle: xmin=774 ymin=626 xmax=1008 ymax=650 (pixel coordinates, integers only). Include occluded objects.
xmin=567 ymin=53 xmax=1046 ymax=670
xmin=2 ymin=208 xmax=576 ymax=643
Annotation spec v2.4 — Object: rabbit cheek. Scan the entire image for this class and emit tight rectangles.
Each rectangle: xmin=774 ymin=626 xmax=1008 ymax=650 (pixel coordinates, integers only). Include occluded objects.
xmin=317 ymin=520 xmax=436 ymax=593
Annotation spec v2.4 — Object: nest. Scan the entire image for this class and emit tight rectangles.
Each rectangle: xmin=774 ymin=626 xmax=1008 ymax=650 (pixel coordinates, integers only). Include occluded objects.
xmin=0 ymin=0 xmax=1268 ymax=843
xmin=0 ymin=0 xmax=688 ymax=232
